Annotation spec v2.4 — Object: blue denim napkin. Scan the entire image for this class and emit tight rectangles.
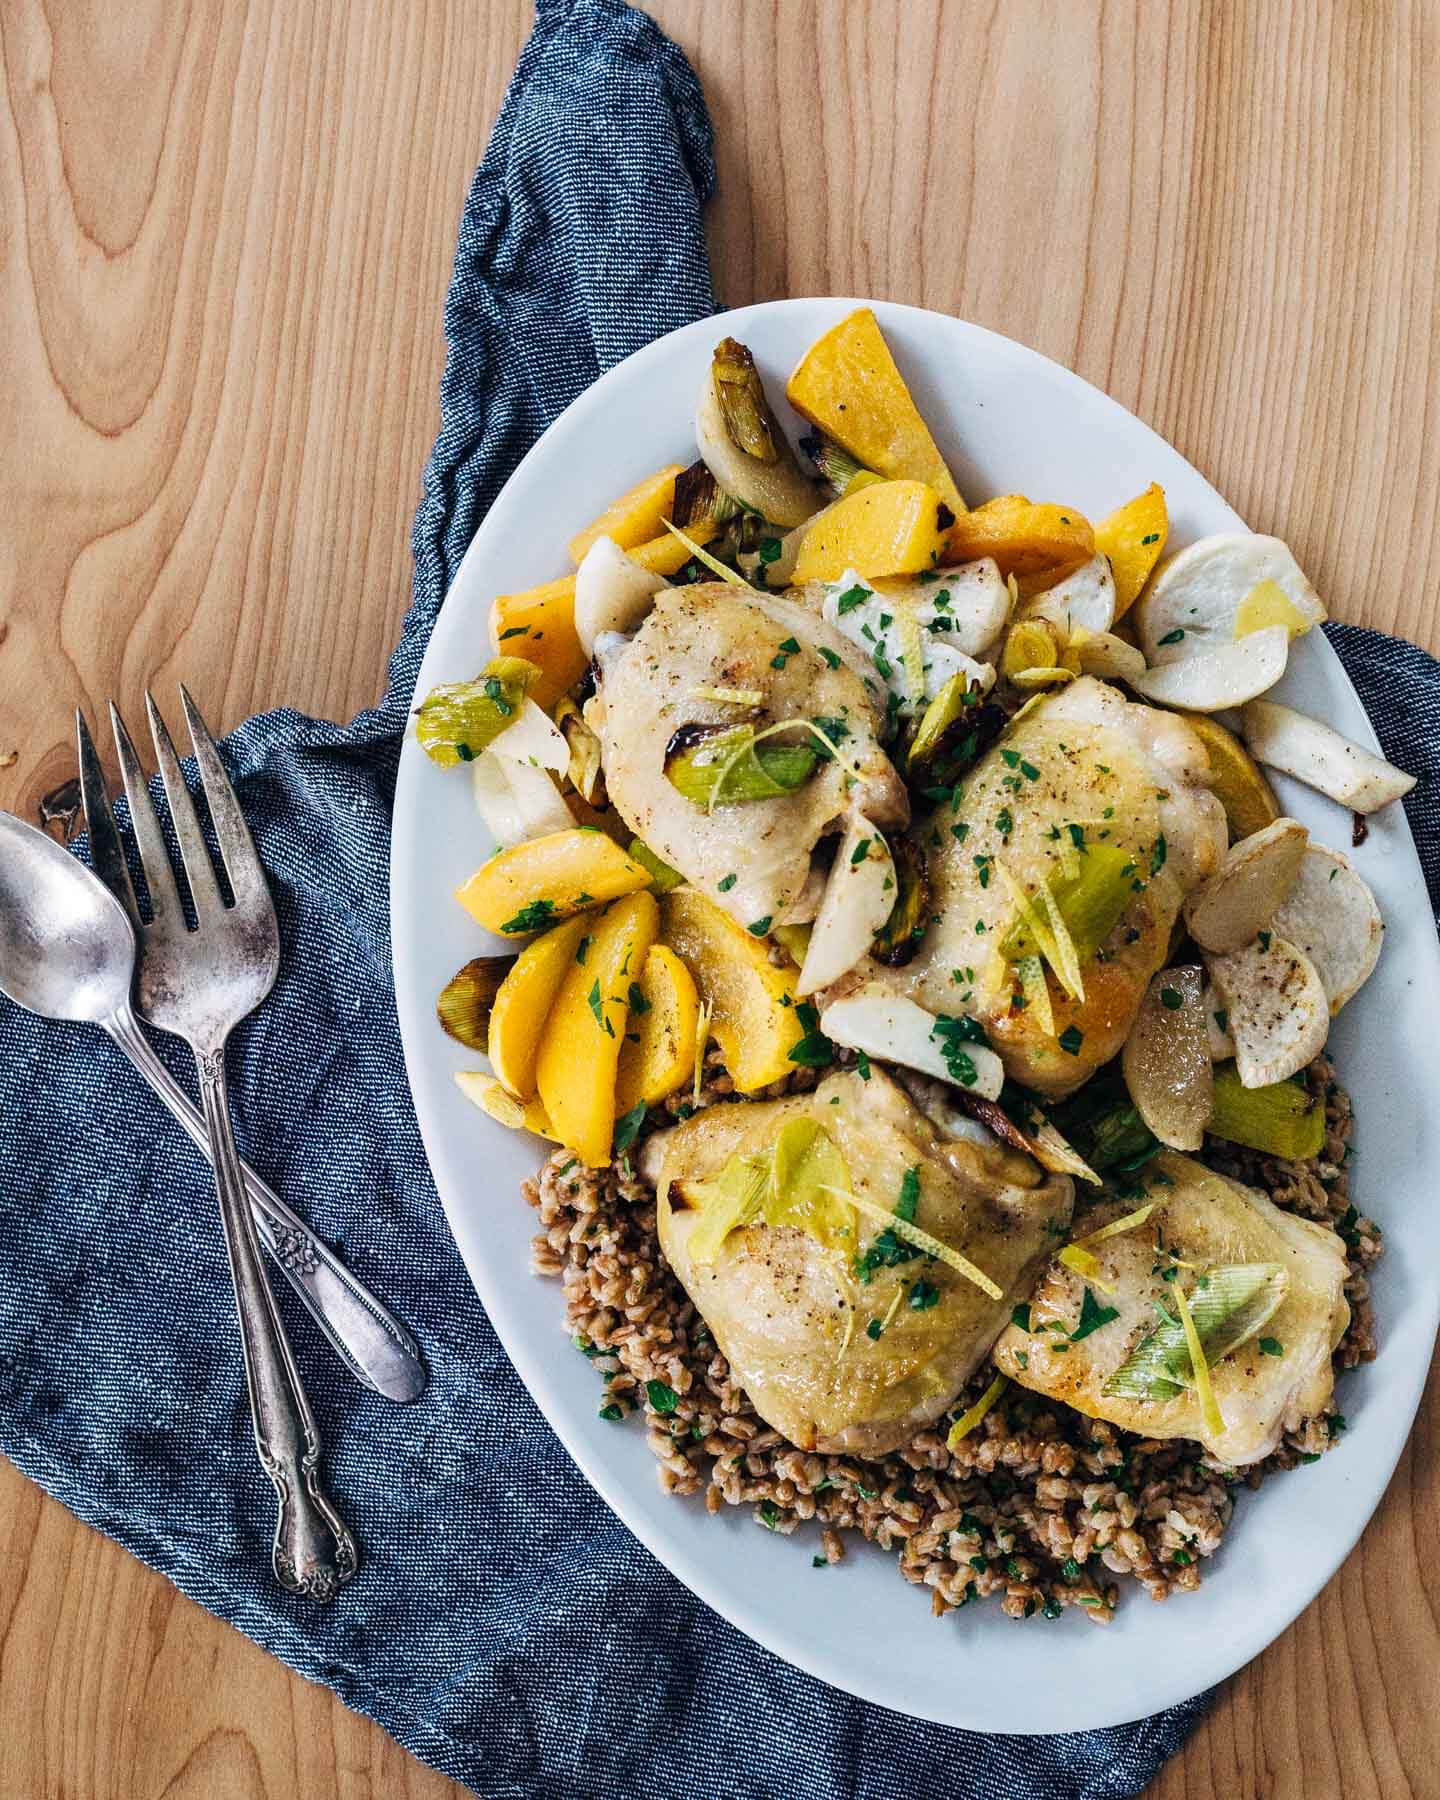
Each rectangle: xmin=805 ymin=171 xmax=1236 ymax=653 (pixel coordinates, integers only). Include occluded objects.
xmin=2 ymin=4 xmax=1437 ymax=1797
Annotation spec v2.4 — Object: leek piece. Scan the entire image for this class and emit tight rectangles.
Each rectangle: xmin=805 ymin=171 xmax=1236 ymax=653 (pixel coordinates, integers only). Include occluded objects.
xmin=1103 ymin=1262 xmax=1287 ymax=1405
xmin=1000 ymin=620 xmax=1060 ymax=681
xmin=947 ymin=1373 xmax=1009 ymax=1448
xmin=768 ymin=1118 xmax=855 ymax=1252
xmin=628 ymin=838 xmax=684 ymax=894
xmin=800 ymin=431 xmax=882 ymax=496
xmin=872 ymin=836 xmax=929 ymax=966
xmin=1000 ymin=843 xmax=1135 ymax=970
xmin=667 ymin=725 xmax=819 ymax=808
xmin=843 ymin=1188 xmax=1002 ymax=1300
xmin=414 ymin=657 xmax=541 ymax=767
xmin=1173 ymin=1278 xmax=1225 ymax=1440
xmin=1207 ymin=1063 xmax=1325 ymax=1159
xmin=435 ymin=955 xmax=514 ymax=1052
xmin=554 ymin=696 xmax=606 ymax=802
xmin=686 ymin=1152 xmax=772 ymax=1264
xmin=894 ymin=604 xmax=928 ymax=707
xmin=671 ymin=460 xmax=743 ymax=530
xmin=662 ymin=518 xmax=753 ymax=588
xmin=772 ymin=922 xmax=813 ymax=967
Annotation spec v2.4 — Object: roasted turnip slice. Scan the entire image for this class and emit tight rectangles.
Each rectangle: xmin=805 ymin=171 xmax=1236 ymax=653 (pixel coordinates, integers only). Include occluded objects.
xmin=1134 ymin=532 xmax=1326 ymax=663
xmin=1129 ymin=624 xmax=1290 ymax=712
xmin=797 ymin=817 xmax=896 ymax=996
xmin=1122 ymin=966 xmax=1212 ymax=1151
xmin=819 ymin=987 xmax=1006 ymax=1100
xmin=1239 ymin=700 xmax=1417 ymax=814
xmin=1270 ymin=844 xmax=1384 ymax=1014
xmin=1182 ymin=817 xmax=1309 ymax=954
xmin=574 ymin=535 xmax=668 ymax=656
xmin=1022 ymin=554 xmax=1116 ymax=635
xmin=1204 ymin=934 xmax=1329 ymax=1088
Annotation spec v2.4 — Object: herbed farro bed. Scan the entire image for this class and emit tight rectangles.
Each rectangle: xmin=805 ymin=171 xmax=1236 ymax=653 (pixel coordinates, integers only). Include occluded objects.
xmin=523 ymin=1053 xmax=1378 ymax=1624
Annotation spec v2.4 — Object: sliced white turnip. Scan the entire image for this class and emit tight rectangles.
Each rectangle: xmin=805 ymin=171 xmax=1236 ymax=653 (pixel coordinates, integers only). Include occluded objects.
xmin=1021 ymin=554 xmax=1116 ymax=636
xmin=1182 ymin=817 xmax=1310 ymax=954
xmin=1239 ymin=700 xmax=1417 ymax=813
xmin=1128 ymin=624 xmax=1289 ymax=712
xmin=1203 ymin=982 xmax=1237 ymax=1059
xmin=1270 ymin=844 xmax=1384 ymax=1014
xmin=573 ymin=535 xmax=668 ymax=656
xmin=1134 ymin=533 xmax=1326 ymax=663
xmin=488 ymin=698 xmax=569 ymax=773
xmin=818 ymin=986 xmax=1006 ymax=1100
xmin=796 ymin=820 xmax=896 ymax=996
xmin=1068 ymin=628 xmax=1148 ymax=683
xmin=472 ymin=753 xmax=574 ymax=847
xmin=1121 ymin=965 xmax=1213 ymax=1151
xmin=1204 ymin=935 xmax=1330 ymax=1089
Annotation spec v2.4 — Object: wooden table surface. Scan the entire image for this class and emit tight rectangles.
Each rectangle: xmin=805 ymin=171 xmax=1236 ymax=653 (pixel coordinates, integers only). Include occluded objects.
xmin=3 ymin=2 xmax=1437 ymax=1794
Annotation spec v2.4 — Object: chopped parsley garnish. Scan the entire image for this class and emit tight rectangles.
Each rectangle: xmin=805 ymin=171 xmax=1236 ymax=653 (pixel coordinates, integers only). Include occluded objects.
xmin=598 ymin=1402 xmax=625 ymax=1421
xmin=1150 ymin=835 xmax=1168 ymax=874
xmin=1141 ymin=532 xmax=1160 ymax=546
xmin=818 ymin=646 xmax=842 ymax=669
xmin=1258 ymin=1337 xmax=1284 ymax=1357
xmin=758 ymin=537 xmax=783 ymax=564
xmin=718 ymin=873 xmax=737 ymax=892
xmin=813 ymin=1555 xmax=829 ymax=1568
xmin=771 ymin=636 xmax=801 ymax=670
xmin=498 ymin=625 xmax=530 ymax=640
xmin=1070 ymin=1287 xmax=1119 ymax=1341
xmin=896 ymin=1165 xmax=921 ymax=1221
xmin=759 ymin=1501 xmax=783 ymax=1529
xmin=1058 ymin=1024 xmax=1085 ymax=1055
xmin=645 ymin=1378 xmax=679 ymax=1414
xmin=1067 ymin=823 xmax=1087 ymax=850
xmin=575 ymin=934 xmax=593 ymax=964
xmin=995 ymin=806 xmax=1014 ymax=838
xmin=909 ymin=1277 xmax=941 ymax=1311
xmin=951 ymin=821 xmax=970 ymax=842
xmin=1011 ymin=1303 xmax=1031 ymax=1331
xmin=613 ymin=1100 xmax=648 ymax=1155
xmin=851 ymin=837 xmax=873 ymax=865
xmin=1160 ymin=987 xmax=1183 ymax=1010
xmin=1258 ymin=928 xmax=1273 ymax=950
xmin=482 ymin=675 xmax=514 ymax=715
xmin=748 ymin=916 xmax=773 ymax=936
xmin=872 ymin=644 xmax=893 ymax=679
xmin=836 ymin=584 xmax=871 ymax=614
xmin=587 ymin=979 xmax=615 ymax=1037
xmin=1020 ymin=760 xmax=1040 ymax=781
xmin=1000 ymin=749 xmax=1021 ymax=769
xmin=855 ymin=1049 xmax=872 ymax=1080
xmin=973 ymin=854 xmax=993 ymax=889
xmin=1157 ymin=627 xmax=1186 ymax=645
xmin=866 ymin=1318 xmax=884 ymax=1341
xmin=628 ymin=981 xmax=651 ymax=1015
xmin=499 ymin=898 xmax=556 ymax=934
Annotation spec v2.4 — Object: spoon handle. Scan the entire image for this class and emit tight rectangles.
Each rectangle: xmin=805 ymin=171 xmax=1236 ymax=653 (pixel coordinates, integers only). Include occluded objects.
xmin=104 ymin=1010 xmax=426 ymax=1403
xmin=197 ymin=1041 xmax=357 ymax=1601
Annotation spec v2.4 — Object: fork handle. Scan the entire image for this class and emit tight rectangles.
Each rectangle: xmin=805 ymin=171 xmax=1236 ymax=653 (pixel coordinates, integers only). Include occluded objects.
xmin=104 ymin=1010 xmax=426 ymax=1403
xmin=197 ymin=1046 xmax=358 ymax=1601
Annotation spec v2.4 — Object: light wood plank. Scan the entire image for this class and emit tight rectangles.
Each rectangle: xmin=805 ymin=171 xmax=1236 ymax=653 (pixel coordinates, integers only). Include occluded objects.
xmin=1 ymin=3 xmax=1436 ymax=1796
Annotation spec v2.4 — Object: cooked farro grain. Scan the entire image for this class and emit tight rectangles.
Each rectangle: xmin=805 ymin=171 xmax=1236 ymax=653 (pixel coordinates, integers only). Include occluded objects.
xmin=522 ymin=1052 xmax=1374 ymax=1621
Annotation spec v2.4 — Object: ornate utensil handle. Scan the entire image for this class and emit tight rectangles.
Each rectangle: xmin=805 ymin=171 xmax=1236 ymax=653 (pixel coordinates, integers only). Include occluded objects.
xmin=196 ymin=1044 xmax=358 ymax=1600
xmin=105 ymin=1009 xmax=426 ymax=1402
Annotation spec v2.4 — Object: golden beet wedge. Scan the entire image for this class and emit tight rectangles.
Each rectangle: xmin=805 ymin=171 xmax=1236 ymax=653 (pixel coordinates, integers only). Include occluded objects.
xmin=660 ymin=888 xmax=804 ymax=1092
xmin=486 ymin=915 xmax=593 ymax=1097
xmin=1094 ymin=483 xmax=1169 ymax=616
xmin=568 ymin=464 xmax=684 ymax=564
xmin=455 ymin=829 xmax=652 ymax=936
xmin=615 ymin=943 xmax=700 ymax=1111
xmin=791 ymin=479 xmax=952 ymax=584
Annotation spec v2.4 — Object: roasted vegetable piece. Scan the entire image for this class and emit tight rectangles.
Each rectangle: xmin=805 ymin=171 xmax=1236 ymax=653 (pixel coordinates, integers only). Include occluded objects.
xmin=436 ymin=956 xmax=514 ymax=1052
xmin=487 ymin=914 xmax=594 ymax=1097
xmin=1270 ymin=844 xmax=1383 ymax=1015
xmin=1239 ymin=699 xmax=1417 ymax=813
xmin=797 ymin=817 xmax=896 ymax=996
xmin=696 ymin=337 xmax=822 ymax=527
xmin=628 ymin=524 xmax=721 ymax=578
xmin=791 ymin=479 xmax=954 ymax=583
xmin=553 ymin=696 xmax=607 ymax=804
xmin=1121 ymin=965 xmax=1213 ymax=1152
xmin=906 ymin=672 xmax=996 ymax=787
xmin=786 ymin=308 xmax=966 ymax=515
xmin=413 ymin=658 xmax=541 ymax=767
xmin=1178 ymin=712 xmax=1280 ymax=841
xmin=454 ymin=1070 xmax=556 ymax=1138
xmin=1130 ymin=624 xmax=1290 ymax=714
xmin=489 ymin=579 xmax=586 ymax=712
xmin=665 ymin=723 xmax=819 ymax=807
xmin=670 ymin=460 xmax=744 ymax=531
xmin=873 ymin=835 xmax=929 ymax=965
xmin=627 ymin=837 xmax=684 ymax=893
xmin=659 ymin=887 xmax=804 ymax=1092
xmin=615 ymin=943 xmax=702 ymax=1111
xmin=1183 ymin=818 xmax=1309 ymax=954
xmin=1203 ymin=934 xmax=1328 ymax=1089
xmin=799 ymin=432 xmax=884 ymax=496
xmin=569 ymin=464 xmax=684 ymax=563
xmin=1135 ymin=533 xmax=1325 ymax=663
xmin=1206 ymin=1062 xmax=1326 ymax=1158
xmin=455 ymin=828 xmax=653 ymax=935
xmin=946 ymin=496 xmax=1093 ymax=590
xmin=1104 ymin=1262 xmax=1287 ymax=1402
xmin=1093 ymin=483 xmax=1168 ymax=616
xmin=573 ymin=536 xmax=667 ymax=655
xmin=536 ymin=892 xmax=661 ymax=1166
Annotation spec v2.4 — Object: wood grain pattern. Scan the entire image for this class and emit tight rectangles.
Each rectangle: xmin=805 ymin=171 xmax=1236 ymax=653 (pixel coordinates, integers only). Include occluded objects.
xmin=1 ymin=2 xmax=1436 ymax=1795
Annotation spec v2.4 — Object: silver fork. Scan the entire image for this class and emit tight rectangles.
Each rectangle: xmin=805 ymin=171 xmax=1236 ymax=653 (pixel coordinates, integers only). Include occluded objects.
xmin=88 ymin=686 xmax=357 ymax=1601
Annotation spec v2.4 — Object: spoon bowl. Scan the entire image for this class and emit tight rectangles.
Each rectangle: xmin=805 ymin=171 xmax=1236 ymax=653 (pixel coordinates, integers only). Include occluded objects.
xmin=0 ymin=811 xmax=137 ymax=1024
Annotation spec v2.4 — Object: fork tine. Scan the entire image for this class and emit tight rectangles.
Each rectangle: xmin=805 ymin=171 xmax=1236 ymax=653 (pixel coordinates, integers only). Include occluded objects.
xmin=144 ymin=691 xmax=225 ymax=920
xmin=76 ymin=709 xmax=140 ymax=931
xmin=179 ymin=685 xmax=268 ymax=911
xmin=110 ymin=701 xmax=182 ymax=927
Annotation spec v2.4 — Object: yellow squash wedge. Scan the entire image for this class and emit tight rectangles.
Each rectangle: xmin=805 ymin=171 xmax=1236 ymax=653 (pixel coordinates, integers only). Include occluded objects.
xmin=946 ymin=495 xmax=1093 ymax=594
xmin=489 ymin=576 xmax=586 ymax=711
xmin=791 ymin=479 xmax=952 ymax=584
xmin=629 ymin=522 xmax=720 ymax=577
xmin=536 ymin=892 xmax=661 ymax=1165
xmin=486 ymin=915 xmax=593 ymax=1097
xmin=455 ymin=829 xmax=652 ymax=936
xmin=569 ymin=465 xmax=684 ymax=564
xmin=615 ymin=943 xmax=701 ymax=1111
xmin=660 ymin=888 xmax=805 ymax=1092
xmin=1094 ymin=483 xmax=1169 ymax=617
xmin=786 ymin=307 xmax=966 ymax=514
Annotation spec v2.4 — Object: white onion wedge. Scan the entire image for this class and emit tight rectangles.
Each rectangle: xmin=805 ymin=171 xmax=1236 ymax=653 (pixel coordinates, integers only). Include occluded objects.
xmin=1204 ymin=935 xmax=1329 ymax=1089
xmin=1135 ymin=533 xmax=1326 ymax=663
xmin=1239 ymin=700 xmax=1417 ymax=814
xmin=1021 ymin=555 xmax=1116 ymax=636
xmin=796 ymin=819 xmax=896 ymax=996
xmin=1129 ymin=624 xmax=1289 ymax=712
xmin=1270 ymin=844 xmax=1384 ymax=1014
xmin=1121 ymin=966 xmax=1212 ymax=1151
xmin=573 ymin=535 xmax=668 ymax=656
xmin=472 ymin=754 xmax=574 ymax=848
xmin=818 ymin=987 xmax=1005 ymax=1100
xmin=1182 ymin=817 xmax=1309 ymax=954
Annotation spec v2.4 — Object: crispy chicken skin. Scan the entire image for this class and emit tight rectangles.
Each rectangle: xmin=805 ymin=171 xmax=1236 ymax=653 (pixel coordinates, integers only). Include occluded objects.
xmin=644 ymin=1068 xmax=1073 ymax=1457
xmin=993 ymin=1151 xmax=1350 ymax=1464
xmin=868 ymin=678 xmax=1227 ymax=1098
xmin=586 ymin=584 xmax=907 ymax=931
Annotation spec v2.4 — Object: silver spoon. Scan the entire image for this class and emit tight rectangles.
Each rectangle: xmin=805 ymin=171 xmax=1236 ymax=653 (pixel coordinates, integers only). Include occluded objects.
xmin=0 ymin=809 xmax=426 ymax=1402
